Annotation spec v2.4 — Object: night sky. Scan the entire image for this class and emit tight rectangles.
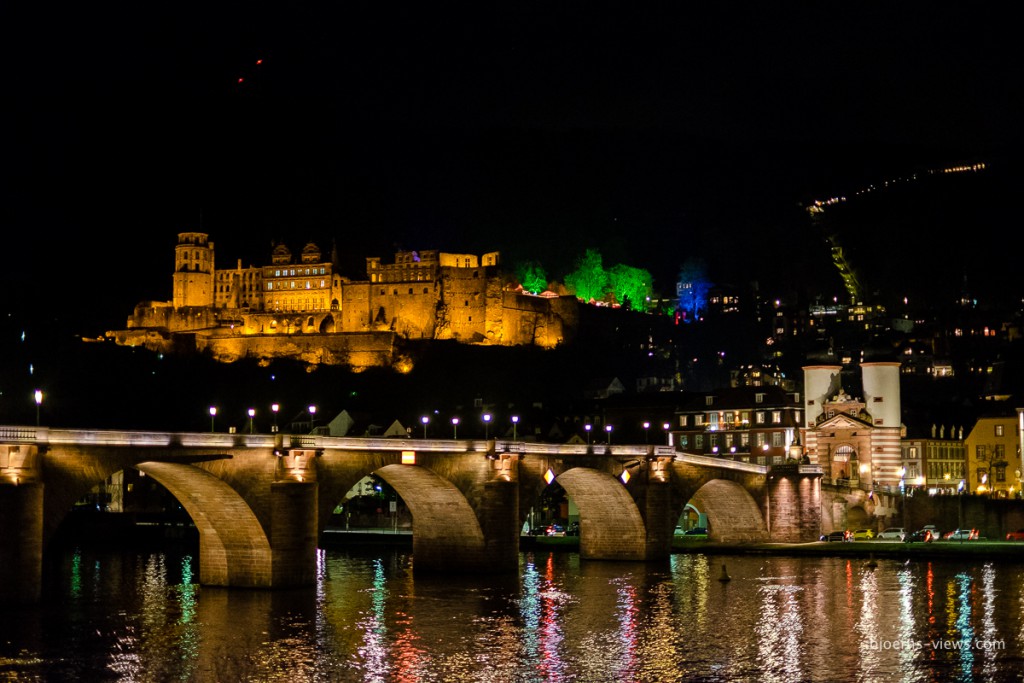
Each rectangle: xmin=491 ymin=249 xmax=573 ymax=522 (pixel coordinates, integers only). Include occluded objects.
xmin=5 ymin=4 xmax=1023 ymax=330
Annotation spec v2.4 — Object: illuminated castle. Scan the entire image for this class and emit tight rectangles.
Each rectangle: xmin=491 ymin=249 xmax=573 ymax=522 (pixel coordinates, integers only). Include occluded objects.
xmin=111 ymin=232 xmax=579 ymax=369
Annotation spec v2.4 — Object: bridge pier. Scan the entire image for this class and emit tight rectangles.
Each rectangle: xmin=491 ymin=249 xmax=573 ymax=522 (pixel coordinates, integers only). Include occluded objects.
xmin=271 ymin=481 xmax=318 ymax=586
xmin=766 ymin=465 xmax=823 ymax=542
xmin=0 ymin=482 xmax=43 ymax=604
xmin=480 ymin=478 xmax=521 ymax=570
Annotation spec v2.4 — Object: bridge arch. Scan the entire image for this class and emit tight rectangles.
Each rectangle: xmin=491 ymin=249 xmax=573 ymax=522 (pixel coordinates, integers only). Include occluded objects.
xmin=374 ymin=463 xmax=488 ymax=571
xmin=556 ymin=467 xmax=647 ymax=560
xmin=688 ymin=479 xmax=768 ymax=542
xmin=136 ymin=461 xmax=273 ymax=587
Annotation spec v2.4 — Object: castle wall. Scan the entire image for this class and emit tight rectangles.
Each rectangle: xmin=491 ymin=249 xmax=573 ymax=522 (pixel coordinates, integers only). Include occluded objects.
xmin=197 ymin=330 xmax=396 ymax=370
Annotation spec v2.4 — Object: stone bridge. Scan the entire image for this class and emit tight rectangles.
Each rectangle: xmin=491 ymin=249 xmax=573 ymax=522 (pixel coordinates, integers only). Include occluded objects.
xmin=0 ymin=426 xmax=822 ymax=604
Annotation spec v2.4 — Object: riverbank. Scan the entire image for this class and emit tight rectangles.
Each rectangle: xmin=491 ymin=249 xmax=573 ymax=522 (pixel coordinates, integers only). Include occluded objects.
xmin=683 ymin=539 xmax=1024 ymax=561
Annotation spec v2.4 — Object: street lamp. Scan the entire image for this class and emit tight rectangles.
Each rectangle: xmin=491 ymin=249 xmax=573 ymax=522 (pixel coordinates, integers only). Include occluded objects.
xmin=663 ymin=422 xmax=671 ymax=445
xmin=643 ymin=421 xmax=650 ymax=444
xmin=605 ymin=424 xmax=613 ymax=444
xmin=33 ymin=390 xmax=43 ymax=427
xmin=511 ymin=415 xmax=519 ymax=441
xmin=958 ymin=479 xmax=966 ymax=541
xmin=585 ymin=423 xmax=592 ymax=445
xmin=248 ymin=408 xmax=255 ymax=433
xmin=308 ymin=405 xmax=317 ymax=432
xmin=209 ymin=406 xmax=217 ymax=432
xmin=421 ymin=415 xmax=429 ymax=439
xmin=271 ymin=403 xmax=279 ymax=433
xmin=451 ymin=416 xmax=459 ymax=439
xmin=899 ymin=467 xmax=907 ymax=531
xmin=483 ymin=413 xmax=492 ymax=439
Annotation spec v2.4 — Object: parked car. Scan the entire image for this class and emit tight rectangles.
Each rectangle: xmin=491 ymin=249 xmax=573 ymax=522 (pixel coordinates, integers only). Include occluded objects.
xmin=825 ymin=530 xmax=851 ymax=542
xmin=545 ymin=523 xmax=566 ymax=537
xmin=681 ymin=527 xmax=709 ymax=540
xmin=877 ymin=527 xmax=907 ymax=541
xmin=943 ymin=528 xmax=979 ymax=541
xmin=852 ymin=529 xmax=875 ymax=540
xmin=1006 ymin=529 xmax=1024 ymax=541
xmin=906 ymin=529 xmax=935 ymax=543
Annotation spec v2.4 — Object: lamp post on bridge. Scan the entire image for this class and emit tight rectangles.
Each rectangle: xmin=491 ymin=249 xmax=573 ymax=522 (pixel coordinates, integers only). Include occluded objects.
xmin=585 ymin=423 xmax=592 ymax=445
xmin=271 ymin=403 xmax=279 ymax=433
xmin=958 ymin=478 xmax=965 ymax=542
xmin=248 ymin=408 xmax=255 ymax=434
xmin=451 ymin=416 xmax=459 ymax=439
xmin=483 ymin=413 xmax=492 ymax=439
xmin=643 ymin=421 xmax=650 ymax=444
xmin=34 ymin=390 xmax=43 ymax=427
xmin=511 ymin=415 xmax=519 ymax=441
xmin=421 ymin=415 xmax=429 ymax=439
xmin=308 ymin=405 xmax=317 ymax=433
xmin=663 ymin=422 xmax=671 ymax=446
xmin=605 ymin=424 xmax=613 ymax=444
xmin=209 ymin=406 xmax=217 ymax=432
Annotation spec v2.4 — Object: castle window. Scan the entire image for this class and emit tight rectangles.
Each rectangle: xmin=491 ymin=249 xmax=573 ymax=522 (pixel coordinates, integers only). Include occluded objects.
xmin=465 ymin=301 xmax=469 ymax=306
xmin=473 ymin=271 xmax=479 ymax=278
xmin=409 ymin=288 xmax=413 ymax=294
xmin=380 ymin=289 xmax=385 ymax=295
xmin=771 ymin=411 xmax=781 ymax=424
xmin=995 ymin=424 xmax=1005 ymax=437
xmin=424 ymin=288 xmax=429 ymax=294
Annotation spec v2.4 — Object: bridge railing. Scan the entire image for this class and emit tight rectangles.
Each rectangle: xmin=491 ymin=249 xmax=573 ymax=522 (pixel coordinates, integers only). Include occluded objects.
xmin=0 ymin=427 xmax=681 ymax=459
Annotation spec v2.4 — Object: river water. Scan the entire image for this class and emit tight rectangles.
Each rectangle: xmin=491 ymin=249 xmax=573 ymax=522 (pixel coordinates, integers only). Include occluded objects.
xmin=2 ymin=544 xmax=1024 ymax=682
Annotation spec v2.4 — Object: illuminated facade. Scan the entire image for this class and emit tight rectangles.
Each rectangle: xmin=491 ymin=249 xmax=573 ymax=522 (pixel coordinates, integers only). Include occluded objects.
xmin=671 ymin=386 xmax=803 ymax=465
xmin=115 ymin=232 xmax=577 ymax=367
xmin=963 ymin=415 xmax=1022 ymax=497
xmin=801 ymin=362 xmax=903 ymax=488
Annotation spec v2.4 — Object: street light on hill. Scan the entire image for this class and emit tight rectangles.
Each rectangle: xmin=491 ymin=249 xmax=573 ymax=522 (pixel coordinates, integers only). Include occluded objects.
xmin=605 ymin=424 xmax=613 ymax=444
xmin=248 ymin=408 xmax=255 ymax=433
xmin=271 ymin=403 xmax=279 ymax=433
xmin=421 ymin=415 xmax=429 ymax=439
xmin=643 ymin=421 xmax=650 ymax=444
xmin=209 ymin=406 xmax=217 ymax=432
xmin=511 ymin=415 xmax=519 ymax=440
xmin=585 ymin=424 xmax=592 ymax=445
xmin=483 ymin=413 xmax=492 ymax=439
xmin=451 ymin=417 xmax=459 ymax=439
xmin=308 ymin=405 xmax=317 ymax=432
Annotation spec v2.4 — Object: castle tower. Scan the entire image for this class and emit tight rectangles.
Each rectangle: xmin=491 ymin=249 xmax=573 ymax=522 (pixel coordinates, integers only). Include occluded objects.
xmin=860 ymin=362 xmax=901 ymax=428
xmin=859 ymin=361 xmax=903 ymax=485
xmin=802 ymin=365 xmax=842 ymax=428
xmin=173 ymin=232 xmax=215 ymax=308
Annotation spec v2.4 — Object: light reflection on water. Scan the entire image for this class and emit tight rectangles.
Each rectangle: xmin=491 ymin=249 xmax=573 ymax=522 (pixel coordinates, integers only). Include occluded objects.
xmin=2 ymin=547 xmax=1024 ymax=681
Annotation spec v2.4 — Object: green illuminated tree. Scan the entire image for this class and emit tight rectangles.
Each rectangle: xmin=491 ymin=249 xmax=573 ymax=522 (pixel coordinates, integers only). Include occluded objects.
xmin=514 ymin=260 xmax=548 ymax=294
xmin=564 ymin=249 xmax=608 ymax=303
xmin=608 ymin=264 xmax=653 ymax=311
